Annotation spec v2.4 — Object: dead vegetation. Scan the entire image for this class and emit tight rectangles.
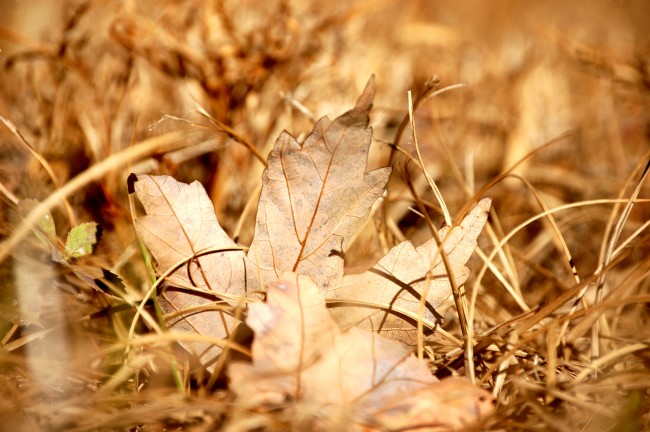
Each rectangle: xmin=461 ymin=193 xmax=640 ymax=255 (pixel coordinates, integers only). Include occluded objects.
xmin=1 ymin=0 xmax=649 ymax=430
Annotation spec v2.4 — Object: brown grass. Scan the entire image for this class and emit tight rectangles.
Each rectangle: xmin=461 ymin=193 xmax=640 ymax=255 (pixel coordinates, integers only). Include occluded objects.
xmin=1 ymin=0 xmax=649 ymax=430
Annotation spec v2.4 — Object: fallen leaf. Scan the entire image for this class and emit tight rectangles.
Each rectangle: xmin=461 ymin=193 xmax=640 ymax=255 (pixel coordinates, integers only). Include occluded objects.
xmin=131 ymin=79 xmax=491 ymax=370
xmin=18 ymin=199 xmax=122 ymax=294
xmin=228 ymin=272 xmax=341 ymax=405
xmin=67 ymin=264 xmax=126 ymax=297
xmin=370 ymin=376 xmax=496 ymax=431
xmin=246 ymin=76 xmax=391 ymax=290
xmin=129 ymin=174 xmax=248 ymax=367
xmin=329 ymin=198 xmax=492 ymax=340
xmin=65 ymin=222 xmax=102 ymax=259
xmin=228 ymin=272 xmax=494 ymax=430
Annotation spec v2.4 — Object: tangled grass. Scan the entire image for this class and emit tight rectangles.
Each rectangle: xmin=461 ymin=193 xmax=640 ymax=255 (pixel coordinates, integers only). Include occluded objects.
xmin=1 ymin=1 xmax=649 ymax=430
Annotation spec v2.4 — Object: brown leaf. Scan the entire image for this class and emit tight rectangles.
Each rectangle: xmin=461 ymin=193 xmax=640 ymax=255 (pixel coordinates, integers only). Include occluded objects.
xmin=228 ymin=272 xmax=493 ymax=430
xmin=129 ymin=174 xmax=248 ymax=367
xmin=370 ymin=377 xmax=495 ymax=431
xmin=329 ymin=198 xmax=492 ymax=340
xmin=246 ymin=76 xmax=392 ymax=290
xmin=131 ymin=80 xmax=491 ymax=371
xmin=228 ymin=272 xmax=340 ymax=404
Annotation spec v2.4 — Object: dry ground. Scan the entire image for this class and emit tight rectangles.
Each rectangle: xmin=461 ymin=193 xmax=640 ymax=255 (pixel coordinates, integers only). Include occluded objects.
xmin=1 ymin=0 xmax=649 ymax=430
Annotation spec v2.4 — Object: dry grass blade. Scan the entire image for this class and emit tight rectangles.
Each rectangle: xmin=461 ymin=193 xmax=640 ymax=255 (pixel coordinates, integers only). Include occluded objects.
xmin=0 ymin=116 xmax=77 ymax=226
xmin=2 ymin=1 xmax=649 ymax=430
xmin=590 ymin=155 xmax=650 ymax=359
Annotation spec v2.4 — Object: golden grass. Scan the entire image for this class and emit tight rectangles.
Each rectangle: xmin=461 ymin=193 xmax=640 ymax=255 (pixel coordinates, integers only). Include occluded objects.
xmin=1 ymin=0 xmax=649 ymax=430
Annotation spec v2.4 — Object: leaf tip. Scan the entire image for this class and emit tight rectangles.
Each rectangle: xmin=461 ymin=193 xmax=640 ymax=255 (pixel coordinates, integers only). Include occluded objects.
xmin=355 ymin=74 xmax=376 ymax=111
xmin=477 ymin=197 xmax=492 ymax=211
xmin=335 ymin=75 xmax=376 ymax=129
xmin=459 ymin=197 xmax=492 ymax=235
xmin=354 ymin=74 xmax=377 ymax=115
xmin=127 ymin=173 xmax=138 ymax=194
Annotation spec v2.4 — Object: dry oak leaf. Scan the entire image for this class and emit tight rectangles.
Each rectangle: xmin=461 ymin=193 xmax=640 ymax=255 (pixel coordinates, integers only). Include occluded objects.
xmin=130 ymin=77 xmax=491 ymax=369
xmin=228 ymin=272 xmax=494 ymax=431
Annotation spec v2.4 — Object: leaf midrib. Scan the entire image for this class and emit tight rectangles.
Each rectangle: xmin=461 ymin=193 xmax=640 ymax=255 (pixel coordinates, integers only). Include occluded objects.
xmin=288 ymin=127 xmax=344 ymax=272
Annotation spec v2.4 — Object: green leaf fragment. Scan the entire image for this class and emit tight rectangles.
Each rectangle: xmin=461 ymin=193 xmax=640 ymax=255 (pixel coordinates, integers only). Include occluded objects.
xmin=65 ymin=222 xmax=102 ymax=258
